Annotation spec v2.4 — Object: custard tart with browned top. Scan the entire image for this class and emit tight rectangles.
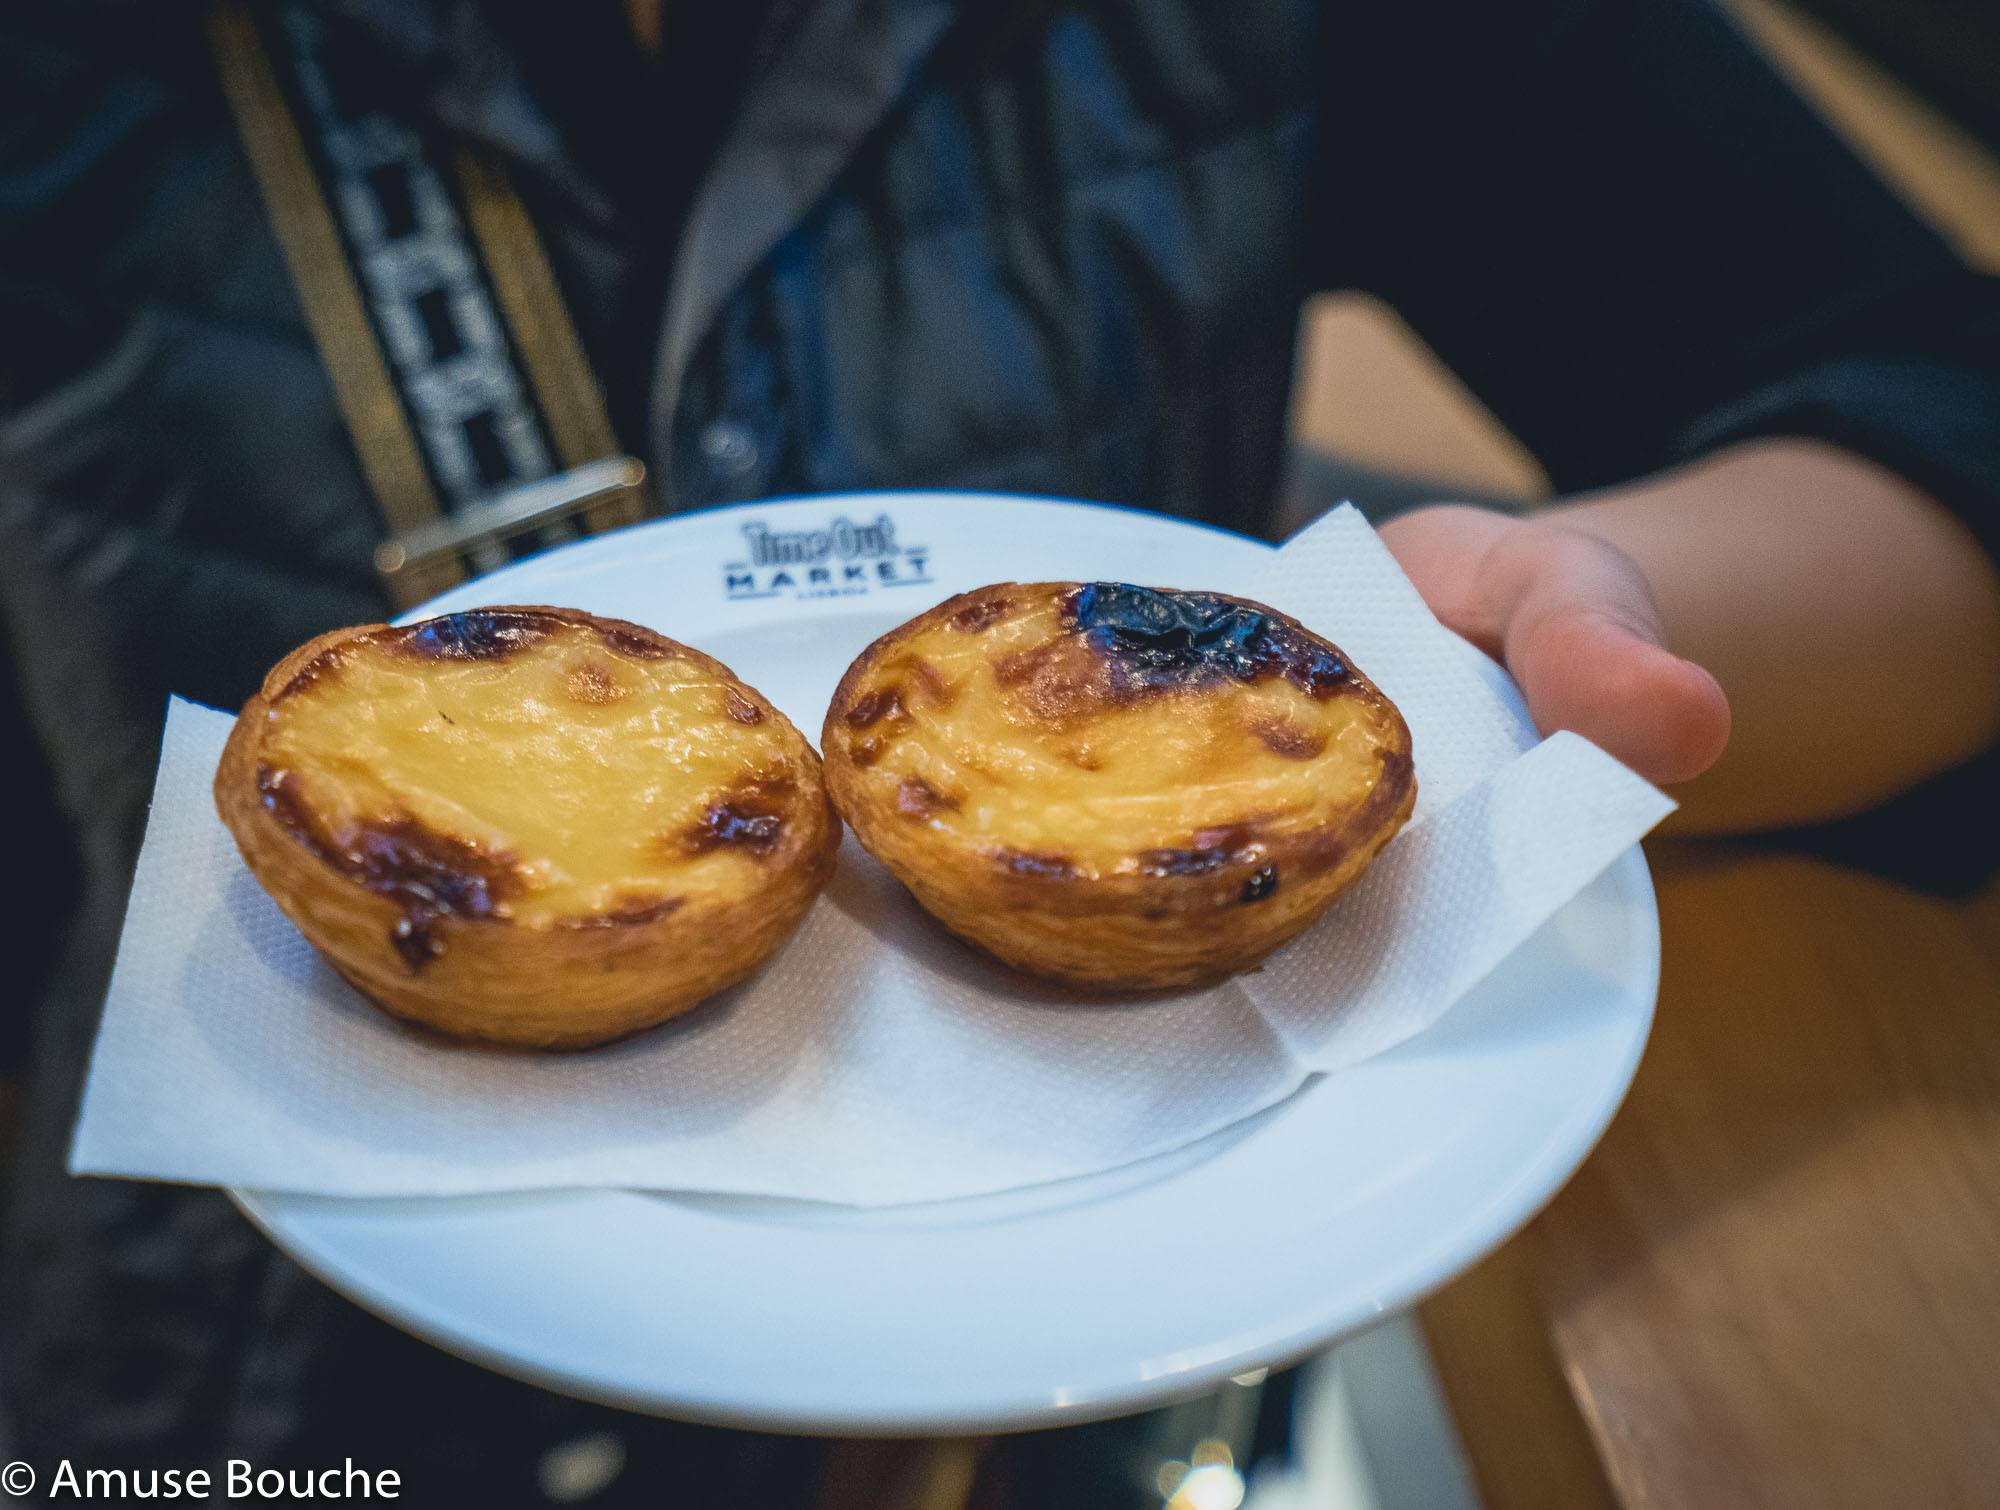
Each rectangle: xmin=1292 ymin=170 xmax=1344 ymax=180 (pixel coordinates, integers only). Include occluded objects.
xmin=215 ymin=606 xmax=840 ymax=1049
xmin=823 ymin=583 xmax=1414 ymax=990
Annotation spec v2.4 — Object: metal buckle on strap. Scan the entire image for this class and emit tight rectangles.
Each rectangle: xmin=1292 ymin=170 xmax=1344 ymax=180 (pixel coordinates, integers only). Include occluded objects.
xmin=373 ymin=456 xmax=646 ymax=601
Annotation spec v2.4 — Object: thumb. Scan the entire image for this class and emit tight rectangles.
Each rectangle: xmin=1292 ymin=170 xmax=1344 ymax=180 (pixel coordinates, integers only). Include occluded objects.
xmin=1485 ymin=524 xmax=1731 ymax=786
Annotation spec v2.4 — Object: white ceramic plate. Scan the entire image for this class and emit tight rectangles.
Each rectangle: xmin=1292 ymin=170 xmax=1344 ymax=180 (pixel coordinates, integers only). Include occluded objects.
xmin=232 ymin=493 xmax=1655 ymax=1433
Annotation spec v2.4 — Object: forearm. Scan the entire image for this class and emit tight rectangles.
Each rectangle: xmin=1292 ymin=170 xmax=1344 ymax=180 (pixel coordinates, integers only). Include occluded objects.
xmin=1544 ymin=438 xmax=2000 ymax=833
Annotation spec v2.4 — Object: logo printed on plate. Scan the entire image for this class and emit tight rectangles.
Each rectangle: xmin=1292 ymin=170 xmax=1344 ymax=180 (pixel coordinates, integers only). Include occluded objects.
xmin=723 ymin=513 xmax=934 ymax=601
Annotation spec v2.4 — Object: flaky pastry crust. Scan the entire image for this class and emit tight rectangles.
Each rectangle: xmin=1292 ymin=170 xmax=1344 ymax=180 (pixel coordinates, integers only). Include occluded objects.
xmin=823 ymin=583 xmax=1415 ymax=990
xmin=215 ymin=606 xmax=839 ymax=1049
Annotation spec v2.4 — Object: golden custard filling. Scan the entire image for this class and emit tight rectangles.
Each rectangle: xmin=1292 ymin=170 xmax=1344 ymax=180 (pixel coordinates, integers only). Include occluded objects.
xmin=256 ymin=610 xmax=803 ymax=942
xmin=839 ymin=585 xmax=1402 ymax=877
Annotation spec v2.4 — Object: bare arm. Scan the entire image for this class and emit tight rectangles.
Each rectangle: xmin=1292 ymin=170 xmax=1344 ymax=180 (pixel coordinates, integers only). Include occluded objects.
xmin=1380 ymin=438 xmax=2000 ymax=833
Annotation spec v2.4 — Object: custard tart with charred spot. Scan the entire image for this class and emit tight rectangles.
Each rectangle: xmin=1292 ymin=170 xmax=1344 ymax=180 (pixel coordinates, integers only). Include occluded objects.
xmin=823 ymin=583 xmax=1415 ymax=990
xmin=215 ymin=606 xmax=840 ymax=1049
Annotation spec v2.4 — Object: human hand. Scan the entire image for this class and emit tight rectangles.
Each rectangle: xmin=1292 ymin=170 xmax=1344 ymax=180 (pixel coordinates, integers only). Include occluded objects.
xmin=1378 ymin=504 xmax=1731 ymax=786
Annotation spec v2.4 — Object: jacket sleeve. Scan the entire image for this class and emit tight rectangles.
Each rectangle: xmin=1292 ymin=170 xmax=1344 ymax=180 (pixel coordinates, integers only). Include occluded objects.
xmin=1303 ymin=0 xmax=2000 ymax=561
xmin=0 ymin=15 xmax=389 ymax=714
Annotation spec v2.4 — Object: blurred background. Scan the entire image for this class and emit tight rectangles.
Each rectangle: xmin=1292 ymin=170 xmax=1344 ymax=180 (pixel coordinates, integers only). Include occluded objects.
xmin=1270 ymin=2 xmax=2000 ymax=1508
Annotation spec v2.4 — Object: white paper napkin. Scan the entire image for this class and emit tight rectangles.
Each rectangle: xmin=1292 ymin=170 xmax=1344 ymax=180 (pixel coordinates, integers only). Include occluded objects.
xmin=71 ymin=506 xmax=1673 ymax=1205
